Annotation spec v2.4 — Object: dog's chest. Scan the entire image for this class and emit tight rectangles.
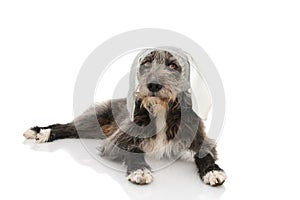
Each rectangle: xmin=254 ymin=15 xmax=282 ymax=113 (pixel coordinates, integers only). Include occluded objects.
xmin=140 ymin=105 xmax=195 ymax=161
xmin=141 ymin=107 xmax=174 ymax=159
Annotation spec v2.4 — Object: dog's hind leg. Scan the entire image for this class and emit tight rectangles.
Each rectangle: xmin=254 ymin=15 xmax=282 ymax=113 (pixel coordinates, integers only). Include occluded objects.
xmin=23 ymin=119 xmax=108 ymax=143
xmin=23 ymin=123 xmax=79 ymax=143
xmin=23 ymin=100 xmax=119 ymax=143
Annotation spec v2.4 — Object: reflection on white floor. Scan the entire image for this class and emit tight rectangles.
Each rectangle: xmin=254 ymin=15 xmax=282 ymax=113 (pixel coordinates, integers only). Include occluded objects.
xmin=22 ymin=139 xmax=225 ymax=200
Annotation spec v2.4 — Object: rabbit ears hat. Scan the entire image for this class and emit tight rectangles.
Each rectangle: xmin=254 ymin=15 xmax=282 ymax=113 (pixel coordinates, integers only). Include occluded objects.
xmin=127 ymin=47 xmax=212 ymax=121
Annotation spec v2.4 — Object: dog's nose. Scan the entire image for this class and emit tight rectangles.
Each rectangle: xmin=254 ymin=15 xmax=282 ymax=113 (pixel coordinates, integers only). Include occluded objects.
xmin=147 ymin=82 xmax=162 ymax=92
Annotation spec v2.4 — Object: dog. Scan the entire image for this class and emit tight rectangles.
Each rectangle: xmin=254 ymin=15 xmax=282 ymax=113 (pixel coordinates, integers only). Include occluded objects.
xmin=23 ymin=47 xmax=227 ymax=186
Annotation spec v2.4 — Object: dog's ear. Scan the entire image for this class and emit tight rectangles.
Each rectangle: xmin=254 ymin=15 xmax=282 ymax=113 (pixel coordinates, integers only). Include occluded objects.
xmin=185 ymin=52 xmax=212 ymax=120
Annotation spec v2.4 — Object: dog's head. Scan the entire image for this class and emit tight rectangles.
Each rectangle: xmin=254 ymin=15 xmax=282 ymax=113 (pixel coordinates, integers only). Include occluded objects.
xmin=136 ymin=49 xmax=186 ymax=110
xmin=127 ymin=47 xmax=212 ymax=120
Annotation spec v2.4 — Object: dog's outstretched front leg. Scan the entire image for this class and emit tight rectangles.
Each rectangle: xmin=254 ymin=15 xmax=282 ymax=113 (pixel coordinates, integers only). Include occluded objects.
xmin=125 ymin=147 xmax=153 ymax=185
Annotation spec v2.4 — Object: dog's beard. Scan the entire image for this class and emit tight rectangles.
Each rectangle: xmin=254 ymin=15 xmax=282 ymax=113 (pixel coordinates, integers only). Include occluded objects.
xmin=137 ymin=94 xmax=176 ymax=116
xmin=140 ymin=97 xmax=167 ymax=116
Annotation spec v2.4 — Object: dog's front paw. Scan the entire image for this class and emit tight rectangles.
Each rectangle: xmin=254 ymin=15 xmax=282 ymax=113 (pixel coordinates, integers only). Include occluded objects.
xmin=127 ymin=168 xmax=153 ymax=185
xmin=202 ymin=170 xmax=227 ymax=186
xmin=35 ymin=129 xmax=51 ymax=143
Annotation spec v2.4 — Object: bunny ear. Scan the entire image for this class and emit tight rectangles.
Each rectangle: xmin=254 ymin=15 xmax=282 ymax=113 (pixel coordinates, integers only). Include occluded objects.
xmin=127 ymin=53 xmax=139 ymax=121
xmin=186 ymin=53 xmax=212 ymax=120
xmin=127 ymin=49 xmax=153 ymax=121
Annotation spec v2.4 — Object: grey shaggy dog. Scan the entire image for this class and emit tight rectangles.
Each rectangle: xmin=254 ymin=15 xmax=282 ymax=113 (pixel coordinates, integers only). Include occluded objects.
xmin=23 ymin=47 xmax=227 ymax=186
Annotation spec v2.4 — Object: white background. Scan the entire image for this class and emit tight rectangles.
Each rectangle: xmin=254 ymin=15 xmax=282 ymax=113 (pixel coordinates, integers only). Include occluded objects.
xmin=1 ymin=1 xmax=300 ymax=199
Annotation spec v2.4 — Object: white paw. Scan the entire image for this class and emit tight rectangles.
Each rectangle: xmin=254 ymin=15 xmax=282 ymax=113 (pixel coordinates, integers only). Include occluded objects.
xmin=23 ymin=129 xmax=37 ymax=139
xmin=202 ymin=170 xmax=227 ymax=186
xmin=35 ymin=129 xmax=51 ymax=143
xmin=127 ymin=168 xmax=153 ymax=185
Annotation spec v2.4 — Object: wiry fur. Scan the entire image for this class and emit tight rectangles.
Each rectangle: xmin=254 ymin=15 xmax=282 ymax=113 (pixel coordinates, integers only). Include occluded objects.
xmin=23 ymin=49 xmax=226 ymax=186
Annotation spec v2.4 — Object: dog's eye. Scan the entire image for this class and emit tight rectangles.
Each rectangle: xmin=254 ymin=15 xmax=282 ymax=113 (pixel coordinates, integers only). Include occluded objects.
xmin=168 ymin=63 xmax=179 ymax=70
xmin=141 ymin=60 xmax=151 ymax=67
